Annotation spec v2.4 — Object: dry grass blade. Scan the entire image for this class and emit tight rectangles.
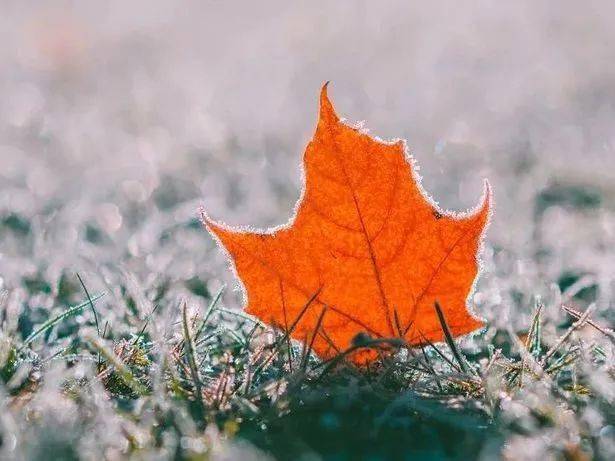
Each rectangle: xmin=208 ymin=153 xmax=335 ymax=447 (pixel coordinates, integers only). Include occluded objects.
xmin=562 ymin=304 xmax=615 ymax=344
xmin=541 ymin=303 xmax=596 ymax=367
xmin=393 ymin=307 xmax=403 ymax=337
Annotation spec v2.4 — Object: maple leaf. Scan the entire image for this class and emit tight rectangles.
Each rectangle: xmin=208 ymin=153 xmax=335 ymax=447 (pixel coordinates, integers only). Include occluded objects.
xmin=202 ymin=84 xmax=491 ymax=363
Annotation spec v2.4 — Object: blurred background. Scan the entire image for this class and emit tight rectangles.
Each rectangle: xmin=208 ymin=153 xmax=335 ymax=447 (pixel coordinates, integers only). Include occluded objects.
xmin=2 ymin=0 xmax=615 ymax=349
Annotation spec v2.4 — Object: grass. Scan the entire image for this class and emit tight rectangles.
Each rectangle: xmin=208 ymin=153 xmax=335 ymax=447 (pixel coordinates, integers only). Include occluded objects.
xmin=0 ymin=268 xmax=612 ymax=460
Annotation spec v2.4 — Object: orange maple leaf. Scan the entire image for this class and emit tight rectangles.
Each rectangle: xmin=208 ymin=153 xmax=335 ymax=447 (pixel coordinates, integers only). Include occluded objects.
xmin=203 ymin=84 xmax=491 ymax=363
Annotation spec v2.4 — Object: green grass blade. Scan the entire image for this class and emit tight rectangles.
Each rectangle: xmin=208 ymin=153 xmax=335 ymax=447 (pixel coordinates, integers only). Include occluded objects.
xmin=194 ymin=285 xmax=225 ymax=341
xmin=182 ymin=303 xmax=205 ymax=415
xmin=20 ymin=293 xmax=105 ymax=351
xmin=76 ymin=273 xmax=100 ymax=336
xmin=434 ymin=301 xmax=469 ymax=374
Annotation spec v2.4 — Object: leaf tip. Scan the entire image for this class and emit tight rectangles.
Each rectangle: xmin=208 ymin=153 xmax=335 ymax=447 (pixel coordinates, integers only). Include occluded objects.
xmin=480 ymin=179 xmax=493 ymax=218
xmin=199 ymin=205 xmax=210 ymax=227
xmin=199 ymin=205 xmax=223 ymax=237
xmin=319 ymin=82 xmax=339 ymax=124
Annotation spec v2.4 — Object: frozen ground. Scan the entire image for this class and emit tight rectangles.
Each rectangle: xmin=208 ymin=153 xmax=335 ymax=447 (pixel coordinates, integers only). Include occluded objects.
xmin=0 ymin=2 xmax=614 ymax=460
